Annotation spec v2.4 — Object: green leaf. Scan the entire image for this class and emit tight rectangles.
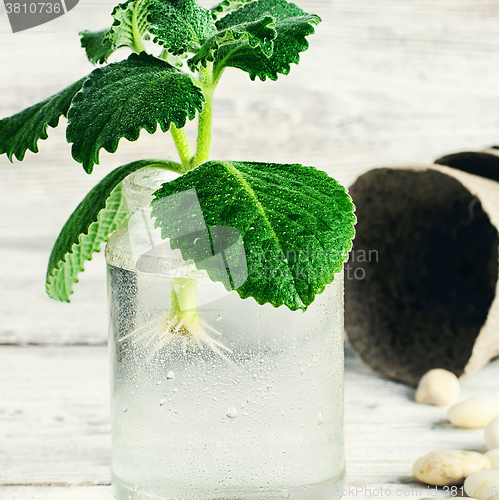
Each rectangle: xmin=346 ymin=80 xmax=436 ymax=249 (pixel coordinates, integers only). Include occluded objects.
xmin=161 ymin=50 xmax=189 ymax=67
xmin=148 ymin=0 xmax=217 ymax=55
xmin=213 ymin=0 xmax=320 ymax=81
xmin=211 ymin=0 xmax=256 ymax=21
xmin=80 ymin=29 xmax=114 ymax=65
xmin=66 ymin=52 xmax=205 ymax=174
xmin=0 ymin=77 xmax=86 ymax=162
xmin=46 ymin=159 xmax=181 ymax=302
xmin=188 ymin=15 xmax=276 ymax=71
xmin=106 ymin=0 xmax=151 ymax=53
xmin=151 ymin=160 xmax=356 ymax=311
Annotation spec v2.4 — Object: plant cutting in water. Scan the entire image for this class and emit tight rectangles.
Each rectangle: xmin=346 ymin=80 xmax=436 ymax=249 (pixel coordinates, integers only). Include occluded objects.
xmin=0 ymin=0 xmax=356 ymax=357
xmin=119 ymin=274 xmax=233 ymax=360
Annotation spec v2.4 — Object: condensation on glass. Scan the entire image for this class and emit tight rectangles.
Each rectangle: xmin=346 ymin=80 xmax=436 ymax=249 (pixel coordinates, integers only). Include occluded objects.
xmin=105 ymin=168 xmax=345 ymax=500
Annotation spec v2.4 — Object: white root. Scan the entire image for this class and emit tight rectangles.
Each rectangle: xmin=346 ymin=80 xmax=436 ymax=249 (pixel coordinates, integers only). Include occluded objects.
xmin=119 ymin=312 xmax=232 ymax=363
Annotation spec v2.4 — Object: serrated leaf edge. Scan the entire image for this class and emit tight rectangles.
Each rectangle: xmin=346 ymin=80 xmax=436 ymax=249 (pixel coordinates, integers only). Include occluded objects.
xmin=46 ymin=159 xmax=182 ymax=301
xmin=106 ymin=0 xmax=152 ymax=53
xmin=152 ymin=160 xmax=356 ymax=311
xmin=214 ymin=12 xmax=321 ymax=82
xmin=46 ymin=184 xmax=128 ymax=302
xmin=66 ymin=53 xmax=205 ymax=173
xmin=211 ymin=0 xmax=257 ymax=21
xmin=0 ymin=77 xmax=87 ymax=163
xmin=188 ymin=15 xmax=277 ymax=71
xmin=79 ymin=29 xmax=114 ymax=65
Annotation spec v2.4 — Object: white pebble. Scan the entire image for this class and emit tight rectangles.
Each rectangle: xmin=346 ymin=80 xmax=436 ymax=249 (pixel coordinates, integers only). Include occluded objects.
xmin=485 ymin=449 xmax=499 ymax=468
xmin=485 ymin=416 xmax=499 ymax=450
xmin=412 ymin=450 xmax=491 ymax=486
xmin=463 ymin=469 xmax=499 ymax=500
xmin=415 ymin=369 xmax=460 ymax=406
xmin=447 ymin=396 xmax=499 ymax=429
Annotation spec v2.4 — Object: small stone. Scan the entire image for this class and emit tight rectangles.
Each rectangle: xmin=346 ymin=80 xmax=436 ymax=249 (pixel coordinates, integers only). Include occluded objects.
xmin=484 ymin=449 xmax=499 ymax=468
xmin=412 ymin=450 xmax=491 ymax=486
xmin=463 ymin=469 xmax=499 ymax=500
xmin=447 ymin=396 xmax=499 ymax=429
xmin=415 ymin=369 xmax=460 ymax=406
xmin=485 ymin=416 xmax=499 ymax=450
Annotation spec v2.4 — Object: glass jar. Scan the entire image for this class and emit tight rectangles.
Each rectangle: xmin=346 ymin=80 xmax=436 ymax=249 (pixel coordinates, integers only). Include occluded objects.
xmin=105 ymin=168 xmax=345 ymax=500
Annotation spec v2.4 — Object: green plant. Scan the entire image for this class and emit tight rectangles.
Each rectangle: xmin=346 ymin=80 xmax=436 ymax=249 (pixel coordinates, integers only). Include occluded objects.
xmin=0 ymin=0 xmax=355 ymax=316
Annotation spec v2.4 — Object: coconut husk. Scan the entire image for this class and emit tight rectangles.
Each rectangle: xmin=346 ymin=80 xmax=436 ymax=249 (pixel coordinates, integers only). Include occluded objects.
xmin=345 ymin=151 xmax=499 ymax=387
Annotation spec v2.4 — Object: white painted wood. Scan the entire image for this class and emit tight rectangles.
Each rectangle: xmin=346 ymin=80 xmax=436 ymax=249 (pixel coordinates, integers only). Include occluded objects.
xmin=0 ymin=346 xmax=498 ymax=498
xmin=1 ymin=0 xmax=499 ymax=498
xmin=2 ymin=486 xmax=112 ymax=499
xmin=0 ymin=347 xmax=111 ymax=487
xmin=1 ymin=0 xmax=499 ymax=345
xmin=2 ymin=0 xmax=499 ymax=343
xmin=344 ymin=351 xmax=499 ymax=498
xmin=0 ymin=247 xmax=108 ymax=345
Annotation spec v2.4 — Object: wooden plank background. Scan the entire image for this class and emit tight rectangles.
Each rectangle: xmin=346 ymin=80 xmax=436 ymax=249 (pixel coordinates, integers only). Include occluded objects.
xmin=1 ymin=0 xmax=499 ymax=498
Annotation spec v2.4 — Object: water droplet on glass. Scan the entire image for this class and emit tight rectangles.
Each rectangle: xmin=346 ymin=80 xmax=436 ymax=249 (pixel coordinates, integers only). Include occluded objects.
xmin=282 ymin=489 xmax=290 ymax=498
xmin=123 ymin=407 xmax=128 ymax=413
xmin=300 ymin=367 xmax=304 ymax=374
xmin=173 ymin=387 xmax=178 ymax=393
xmin=159 ymin=398 xmax=167 ymax=406
xmin=318 ymin=412 xmax=324 ymax=425
xmin=156 ymin=380 xmax=162 ymax=385
xmin=167 ymin=371 xmax=175 ymax=380
xmin=133 ymin=485 xmax=138 ymax=492
xmin=226 ymin=407 xmax=238 ymax=419
xmin=215 ymin=315 xmax=222 ymax=321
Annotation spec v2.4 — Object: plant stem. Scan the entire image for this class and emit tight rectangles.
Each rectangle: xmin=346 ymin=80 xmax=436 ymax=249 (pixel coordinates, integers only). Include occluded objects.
xmin=170 ymin=125 xmax=193 ymax=172
xmin=132 ymin=4 xmax=146 ymax=53
xmin=194 ymin=63 xmax=215 ymax=168
xmin=171 ymin=277 xmax=198 ymax=319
